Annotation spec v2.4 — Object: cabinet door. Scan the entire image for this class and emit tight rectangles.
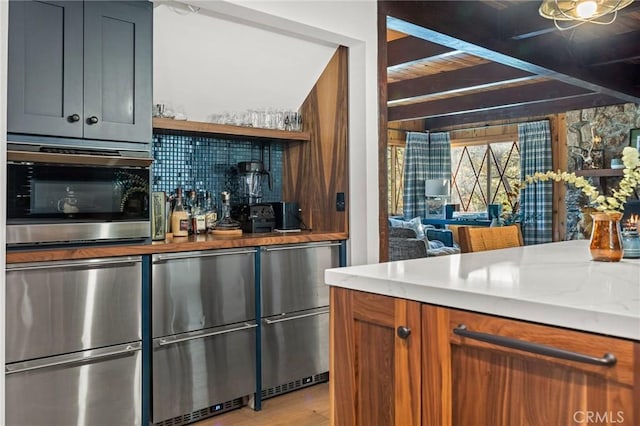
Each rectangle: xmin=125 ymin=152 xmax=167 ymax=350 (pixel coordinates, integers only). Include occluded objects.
xmin=83 ymin=1 xmax=152 ymax=143
xmin=7 ymin=0 xmax=83 ymax=138
xmin=331 ymin=288 xmax=421 ymax=426
xmin=423 ymin=306 xmax=638 ymax=426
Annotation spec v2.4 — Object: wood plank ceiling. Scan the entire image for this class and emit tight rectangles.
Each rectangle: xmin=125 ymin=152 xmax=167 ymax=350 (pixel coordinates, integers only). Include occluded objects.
xmin=381 ymin=0 xmax=640 ymax=129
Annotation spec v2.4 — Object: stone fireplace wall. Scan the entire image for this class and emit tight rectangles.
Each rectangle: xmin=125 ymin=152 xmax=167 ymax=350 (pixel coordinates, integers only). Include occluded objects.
xmin=564 ymin=103 xmax=640 ymax=239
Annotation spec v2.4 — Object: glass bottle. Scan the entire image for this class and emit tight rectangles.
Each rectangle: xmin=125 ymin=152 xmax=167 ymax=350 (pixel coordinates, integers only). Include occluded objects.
xmin=185 ymin=189 xmax=197 ymax=234
xmin=204 ymin=191 xmax=218 ymax=232
xmin=171 ymin=188 xmax=189 ymax=237
xmin=192 ymin=192 xmax=207 ymax=234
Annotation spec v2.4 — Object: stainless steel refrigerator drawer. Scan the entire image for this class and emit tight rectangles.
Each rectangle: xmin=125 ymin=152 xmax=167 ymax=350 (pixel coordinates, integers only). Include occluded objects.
xmin=261 ymin=242 xmax=339 ymax=317
xmin=152 ymin=248 xmax=256 ymax=338
xmin=261 ymin=307 xmax=329 ymax=389
xmin=6 ymin=342 xmax=142 ymax=426
xmin=152 ymin=321 xmax=257 ymax=424
xmin=6 ymin=257 xmax=142 ymax=363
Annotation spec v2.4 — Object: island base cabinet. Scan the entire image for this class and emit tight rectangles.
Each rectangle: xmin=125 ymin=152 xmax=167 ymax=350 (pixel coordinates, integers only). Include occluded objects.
xmin=330 ymin=287 xmax=421 ymax=426
xmin=423 ymin=306 xmax=639 ymax=426
xmin=330 ymin=288 xmax=639 ymax=426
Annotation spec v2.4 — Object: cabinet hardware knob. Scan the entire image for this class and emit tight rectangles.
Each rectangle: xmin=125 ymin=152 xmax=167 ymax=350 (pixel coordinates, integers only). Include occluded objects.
xmin=87 ymin=116 xmax=99 ymax=125
xmin=397 ymin=326 xmax=411 ymax=339
xmin=67 ymin=114 xmax=80 ymax=123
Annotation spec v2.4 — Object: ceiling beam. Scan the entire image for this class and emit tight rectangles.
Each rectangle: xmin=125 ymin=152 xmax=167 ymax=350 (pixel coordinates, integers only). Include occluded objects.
xmin=422 ymin=94 xmax=625 ymax=129
xmin=389 ymin=80 xmax=593 ymax=122
xmin=388 ymin=62 xmax=534 ymax=101
xmin=383 ymin=2 xmax=640 ymax=101
xmin=387 ymin=35 xmax=453 ymax=67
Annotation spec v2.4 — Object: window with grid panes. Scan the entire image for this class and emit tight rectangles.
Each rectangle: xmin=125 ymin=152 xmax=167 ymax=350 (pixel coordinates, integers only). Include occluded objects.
xmin=450 ymin=140 xmax=520 ymax=214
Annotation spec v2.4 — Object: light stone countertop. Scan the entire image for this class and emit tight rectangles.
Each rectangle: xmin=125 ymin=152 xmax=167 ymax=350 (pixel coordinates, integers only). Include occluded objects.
xmin=325 ymin=240 xmax=640 ymax=341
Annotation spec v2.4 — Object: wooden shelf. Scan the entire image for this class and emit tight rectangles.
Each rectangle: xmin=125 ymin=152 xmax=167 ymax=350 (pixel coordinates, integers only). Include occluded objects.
xmin=152 ymin=117 xmax=310 ymax=142
xmin=575 ymin=168 xmax=624 ymax=177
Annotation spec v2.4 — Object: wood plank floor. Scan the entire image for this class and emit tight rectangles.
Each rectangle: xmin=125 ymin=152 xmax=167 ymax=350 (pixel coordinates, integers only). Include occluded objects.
xmin=194 ymin=382 xmax=329 ymax=426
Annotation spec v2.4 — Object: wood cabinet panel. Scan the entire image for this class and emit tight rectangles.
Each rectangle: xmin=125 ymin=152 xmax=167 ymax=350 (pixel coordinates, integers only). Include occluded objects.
xmin=332 ymin=289 xmax=638 ymax=426
xmin=285 ymin=46 xmax=349 ymax=234
xmin=331 ymin=288 xmax=421 ymax=426
xmin=424 ymin=305 xmax=637 ymax=426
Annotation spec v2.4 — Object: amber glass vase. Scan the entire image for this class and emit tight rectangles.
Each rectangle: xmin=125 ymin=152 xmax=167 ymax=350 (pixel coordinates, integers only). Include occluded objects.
xmin=589 ymin=212 xmax=623 ymax=262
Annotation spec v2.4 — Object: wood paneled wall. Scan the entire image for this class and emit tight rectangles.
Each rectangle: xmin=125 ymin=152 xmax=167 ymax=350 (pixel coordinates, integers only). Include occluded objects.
xmin=283 ymin=47 xmax=349 ymax=233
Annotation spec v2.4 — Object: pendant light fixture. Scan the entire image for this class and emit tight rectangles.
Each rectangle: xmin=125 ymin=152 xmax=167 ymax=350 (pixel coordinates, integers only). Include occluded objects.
xmin=539 ymin=0 xmax=634 ymax=30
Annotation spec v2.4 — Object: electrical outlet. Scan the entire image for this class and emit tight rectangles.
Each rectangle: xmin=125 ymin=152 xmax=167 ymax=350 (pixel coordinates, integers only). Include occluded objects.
xmin=336 ymin=192 xmax=345 ymax=212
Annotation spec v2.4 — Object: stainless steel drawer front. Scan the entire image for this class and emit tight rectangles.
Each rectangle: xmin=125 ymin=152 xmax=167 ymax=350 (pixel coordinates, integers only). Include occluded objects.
xmin=6 ymin=342 xmax=142 ymax=426
xmin=152 ymin=322 xmax=257 ymax=423
xmin=261 ymin=308 xmax=329 ymax=389
xmin=261 ymin=243 xmax=339 ymax=317
xmin=6 ymin=257 xmax=142 ymax=363
xmin=152 ymin=249 xmax=256 ymax=338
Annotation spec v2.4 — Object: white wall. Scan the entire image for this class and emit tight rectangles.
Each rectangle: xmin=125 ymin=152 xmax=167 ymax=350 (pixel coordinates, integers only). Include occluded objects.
xmin=179 ymin=0 xmax=380 ymax=266
xmin=0 ymin=1 xmax=7 ymax=423
xmin=153 ymin=3 xmax=339 ymax=120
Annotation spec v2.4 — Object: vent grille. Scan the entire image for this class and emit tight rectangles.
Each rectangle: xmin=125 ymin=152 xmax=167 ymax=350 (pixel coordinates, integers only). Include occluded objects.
xmin=154 ymin=398 xmax=243 ymax=426
xmin=261 ymin=371 xmax=329 ymax=400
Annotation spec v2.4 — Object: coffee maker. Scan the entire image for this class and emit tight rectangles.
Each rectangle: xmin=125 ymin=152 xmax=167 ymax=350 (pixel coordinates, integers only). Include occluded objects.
xmin=232 ymin=160 xmax=276 ymax=233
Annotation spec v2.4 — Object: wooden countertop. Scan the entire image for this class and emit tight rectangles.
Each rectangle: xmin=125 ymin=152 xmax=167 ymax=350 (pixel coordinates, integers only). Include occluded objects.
xmin=6 ymin=231 xmax=348 ymax=263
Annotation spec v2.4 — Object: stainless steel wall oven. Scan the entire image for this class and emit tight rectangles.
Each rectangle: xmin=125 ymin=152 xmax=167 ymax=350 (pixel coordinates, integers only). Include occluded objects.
xmin=6 ymin=143 xmax=152 ymax=247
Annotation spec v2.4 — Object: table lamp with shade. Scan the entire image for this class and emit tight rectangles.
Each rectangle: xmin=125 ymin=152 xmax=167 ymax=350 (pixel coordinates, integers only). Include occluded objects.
xmin=425 ymin=178 xmax=450 ymax=218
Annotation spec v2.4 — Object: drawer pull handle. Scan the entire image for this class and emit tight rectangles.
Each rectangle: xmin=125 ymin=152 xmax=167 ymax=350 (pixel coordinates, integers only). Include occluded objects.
xmin=153 ymin=249 xmax=255 ymax=263
xmin=453 ymin=324 xmax=617 ymax=367
xmin=263 ymin=309 xmax=330 ymax=324
xmin=6 ymin=342 xmax=141 ymax=374
xmin=158 ymin=323 xmax=257 ymax=346
xmin=262 ymin=242 xmax=341 ymax=252
xmin=67 ymin=113 xmax=80 ymax=122
xmin=87 ymin=115 xmax=99 ymax=125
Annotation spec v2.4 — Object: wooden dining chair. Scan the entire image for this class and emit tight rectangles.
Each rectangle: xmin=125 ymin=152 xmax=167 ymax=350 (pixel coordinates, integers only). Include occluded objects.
xmin=458 ymin=225 xmax=524 ymax=253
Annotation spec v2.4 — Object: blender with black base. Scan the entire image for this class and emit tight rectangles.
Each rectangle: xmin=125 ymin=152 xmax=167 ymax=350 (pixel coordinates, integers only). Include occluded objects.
xmin=233 ymin=161 xmax=275 ymax=233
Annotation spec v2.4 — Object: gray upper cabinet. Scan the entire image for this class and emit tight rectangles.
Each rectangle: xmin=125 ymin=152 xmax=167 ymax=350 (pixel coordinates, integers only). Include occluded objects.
xmin=8 ymin=1 xmax=152 ymax=144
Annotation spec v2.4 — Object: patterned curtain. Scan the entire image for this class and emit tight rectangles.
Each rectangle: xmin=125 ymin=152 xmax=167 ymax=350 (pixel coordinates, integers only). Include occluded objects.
xmin=519 ymin=120 xmax=552 ymax=245
xmin=403 ymin=131 xmax=451 ymax=220
xmin=403 ymin=132 xmax=429 ymax=219
xmin=427 ymin=132 xmax=451 ymax=180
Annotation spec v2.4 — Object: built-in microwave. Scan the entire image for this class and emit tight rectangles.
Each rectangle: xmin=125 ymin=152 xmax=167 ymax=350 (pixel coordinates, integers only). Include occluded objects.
xmin=6 ymin=143 xmax=153 ymax=247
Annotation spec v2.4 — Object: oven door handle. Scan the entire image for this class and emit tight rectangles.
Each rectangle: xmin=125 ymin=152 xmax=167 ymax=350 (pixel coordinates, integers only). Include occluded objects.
xmin=158 ymin=322 xmax=258 ymax=346
xmin=263 ymin=309 xmax=330 ymax=325
xmin=5 ymin=342 xmax=141 ymax=375
xmin=6 ymin=256 xmax=142 ymax=271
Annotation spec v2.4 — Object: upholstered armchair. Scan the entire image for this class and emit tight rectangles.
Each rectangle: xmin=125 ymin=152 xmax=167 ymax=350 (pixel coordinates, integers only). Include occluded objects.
xmin=388 ymin=226 xmax=460 ymax=261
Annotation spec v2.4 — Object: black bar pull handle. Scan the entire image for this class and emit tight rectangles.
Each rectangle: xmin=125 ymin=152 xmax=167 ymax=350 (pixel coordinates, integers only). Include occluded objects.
xmin=453 ymin=324 xmax=617 ymax=367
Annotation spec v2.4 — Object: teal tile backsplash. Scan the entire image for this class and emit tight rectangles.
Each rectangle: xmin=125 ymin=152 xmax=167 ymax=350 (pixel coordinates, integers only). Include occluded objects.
xmin=152 ymin=131 xmax=283 ymax=206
